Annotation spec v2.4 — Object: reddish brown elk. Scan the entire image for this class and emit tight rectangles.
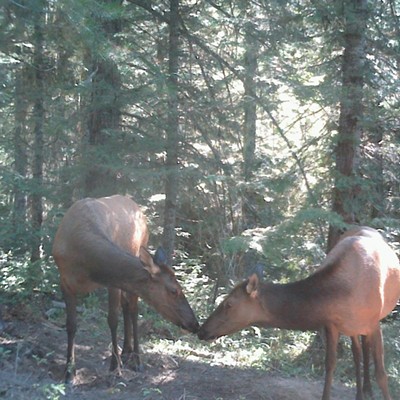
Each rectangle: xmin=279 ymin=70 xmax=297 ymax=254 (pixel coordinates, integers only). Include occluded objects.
xmin=53 ymin=195 xmax=199 ymax=383
xmin=198 ymin=227 xmax=400 ymax=400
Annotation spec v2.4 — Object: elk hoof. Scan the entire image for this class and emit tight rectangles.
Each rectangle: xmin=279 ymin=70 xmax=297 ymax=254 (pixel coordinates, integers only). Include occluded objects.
xmin=109 ymin=355 xmax=122 ymax=372
xmin=64 ymin=364 xmax=76 ymax=385
xmin=134 ymin=363 xmax=144 ymax=372
xmin=121 ymin=352 xmax=143 ymax=372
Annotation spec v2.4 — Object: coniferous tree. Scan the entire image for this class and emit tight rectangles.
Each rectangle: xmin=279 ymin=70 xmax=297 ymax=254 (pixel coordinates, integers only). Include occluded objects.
xmin=328 ymin=0 xmax=368 ymax=250
xmin=83 ymin=0 xmax=123 ymax=198
xmin=0 ymin=0 xmax=399 ymax=284
xmin=162 ymin=0 xmax=181 ymax=265
xmin=11 ymin=67 xmax=29 ymax=253
xmin=30 ymin=0 xmax=46 ymax=262
xmin=242 ymin=10 xmax=259 ymax=231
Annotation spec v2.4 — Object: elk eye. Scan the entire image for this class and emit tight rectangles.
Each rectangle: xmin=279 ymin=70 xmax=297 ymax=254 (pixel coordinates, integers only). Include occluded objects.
xmin=225 ymin=301 xmax=232 ymax=309
xmin=170 ymin=287 xmax=179 ymax=296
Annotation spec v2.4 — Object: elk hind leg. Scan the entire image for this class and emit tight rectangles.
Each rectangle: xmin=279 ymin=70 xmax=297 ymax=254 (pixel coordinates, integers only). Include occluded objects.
xmin=361 ymin=335 xmax=373 ymax=398
xmin=108 ymin=288 xmax=122 ymax=373
xmin=371 ymin=326 xmax=391 ymax=400
xmin=351 ymin=335 xmax=364 ymax=400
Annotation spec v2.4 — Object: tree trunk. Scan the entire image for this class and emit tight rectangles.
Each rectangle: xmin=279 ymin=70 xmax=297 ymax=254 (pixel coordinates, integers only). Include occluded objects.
xmin=84 ymin=59 xmax=121 ymax=197
xmin=30 ymin=3 xmax=45 ymax=263
xmin=242 ymin=18 xmax=259 ymax=230
xmin=83 ymin=0 xmax=122 ymax=198
xmin=327 ymin=0 xmax=368 ymax=251
xmin=369 ymin=117 xmax=384 ymax=219
xmin=12 ymin=67 xmax=29 ymax=253
xmin=162 ymin=0 xmax=180 ymax=266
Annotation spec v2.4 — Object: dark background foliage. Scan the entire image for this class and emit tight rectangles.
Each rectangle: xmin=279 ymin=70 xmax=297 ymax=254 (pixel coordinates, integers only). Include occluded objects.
xmin=0 ymin=0 xmax=399 ymax=324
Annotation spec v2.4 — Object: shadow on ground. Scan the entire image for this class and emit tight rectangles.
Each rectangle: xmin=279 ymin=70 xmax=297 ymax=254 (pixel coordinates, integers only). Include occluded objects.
xmin=1 ymin=314 xmax=357 ymax=400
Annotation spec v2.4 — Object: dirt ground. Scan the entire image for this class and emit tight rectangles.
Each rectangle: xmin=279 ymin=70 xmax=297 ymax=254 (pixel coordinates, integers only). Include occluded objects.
xmin=0 ymin=306 xmax=357 ymax=400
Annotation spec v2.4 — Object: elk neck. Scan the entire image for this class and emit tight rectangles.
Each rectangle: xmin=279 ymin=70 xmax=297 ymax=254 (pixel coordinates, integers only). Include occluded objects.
xmin=257 ymin=264 xmax=348 ymax=331
xmin=73 ymin=226 xmax=151 ymax=293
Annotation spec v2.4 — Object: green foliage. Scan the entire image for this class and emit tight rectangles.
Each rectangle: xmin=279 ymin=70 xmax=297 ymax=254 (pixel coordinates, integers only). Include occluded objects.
xmin=0 ymin=252 xmax=59 ymax=302
xmin=175 ymin=259 xmax=212 ymax=318
xmin=0 ymin=253 xmax=27 ymax=294
xmin=383 ymin=320 xmax=400 ymax=396
xmin=141 ymin=387 xmax=163 ymax=398
xmin=37 ymin=383 xmax=66 ymax=400
xmin=221 ymin=236 xmax=251 ymax=256
xmin=0 ymin=346 xmax=12 ymax=361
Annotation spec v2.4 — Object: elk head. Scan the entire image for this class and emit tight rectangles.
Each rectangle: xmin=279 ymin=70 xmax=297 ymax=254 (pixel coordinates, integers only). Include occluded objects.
xmin=139 ymin=247 xmax=199 ymax=333
xmin=198 ymin=274 xmax=266 ymax=340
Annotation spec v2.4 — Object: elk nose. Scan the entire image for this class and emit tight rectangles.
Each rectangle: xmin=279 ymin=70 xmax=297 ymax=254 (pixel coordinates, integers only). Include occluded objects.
xmin=187 ymin=320 xmax=200 ymax=333
xmin=197 ymin=327 xmax=212 ymax=341
xmin=197 ymin=329 xmax=205 ymax=340
xmin=180 ymin=316 xmax=199 ymax=334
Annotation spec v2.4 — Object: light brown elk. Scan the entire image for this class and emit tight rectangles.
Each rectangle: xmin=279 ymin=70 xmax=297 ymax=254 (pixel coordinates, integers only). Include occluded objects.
xmin=53 ymin=195 xmax=199 ymax=383
xmin=198 ymin=227 xmax=400 ymax=400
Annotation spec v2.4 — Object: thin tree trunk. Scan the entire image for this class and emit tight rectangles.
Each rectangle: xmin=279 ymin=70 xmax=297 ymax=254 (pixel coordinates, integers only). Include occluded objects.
xmin=12 ymin=67 xmax=28 ymax=253
xmin=30 ymin=3 xmax=45 ymax=263
xmin=327 ymin=0 xmax=368 ymax=250
xmin=162 ymin=0 xmax=180 ymax=266
xmin=242 ymin=18 xmax=259 ymax=230
xmin=369 ymin=119 xmax=384 ymax=219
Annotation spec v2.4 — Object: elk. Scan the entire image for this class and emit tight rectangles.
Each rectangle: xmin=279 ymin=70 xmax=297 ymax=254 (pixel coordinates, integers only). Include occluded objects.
xmin=198 ymin=227 xmax=400 ymax=400
xmin=52 ymin=195 xmax=199 ymax=383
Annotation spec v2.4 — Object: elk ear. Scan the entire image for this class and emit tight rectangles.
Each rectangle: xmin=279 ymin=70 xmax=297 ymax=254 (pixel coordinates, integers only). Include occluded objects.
xmin=246 ymin=273 xmax=259 ymax=298
xmin=154 ymin=246 xmax=168 ymax=266
xmin=139 ymin=247 xmax=160 ymax=276
xmin=253 ymin=263 xmax=264 ymax=280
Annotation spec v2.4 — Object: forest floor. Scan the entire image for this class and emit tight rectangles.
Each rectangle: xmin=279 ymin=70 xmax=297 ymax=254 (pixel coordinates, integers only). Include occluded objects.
xmin=0 ymin=300 xmax=359 ymax=400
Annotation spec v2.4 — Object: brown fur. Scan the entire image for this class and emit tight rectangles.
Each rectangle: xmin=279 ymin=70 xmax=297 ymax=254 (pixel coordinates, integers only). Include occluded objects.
xmin=53 ymin=195 xmax=198 ymax=383
xmin=198 ymin=227 xmax=400 ymax=400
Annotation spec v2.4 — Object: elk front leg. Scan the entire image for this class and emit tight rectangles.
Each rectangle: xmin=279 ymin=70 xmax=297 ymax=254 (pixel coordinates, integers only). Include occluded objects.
xmin=62 ymin=283 xmax=77 ymax=384
xmin=322 ymin=326 xmax=339 ymax=400
xmin=121 ymin=293 xmax=142 ymax=371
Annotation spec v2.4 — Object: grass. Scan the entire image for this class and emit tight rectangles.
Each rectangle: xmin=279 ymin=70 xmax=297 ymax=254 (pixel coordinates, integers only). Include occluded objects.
xmin=383 ymin=320 xmax=400 ymax=396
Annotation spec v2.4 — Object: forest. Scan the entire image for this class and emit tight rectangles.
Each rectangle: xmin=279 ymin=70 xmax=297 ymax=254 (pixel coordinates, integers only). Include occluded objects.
xmin=0 ymin=0 xmax=400 ymax=399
